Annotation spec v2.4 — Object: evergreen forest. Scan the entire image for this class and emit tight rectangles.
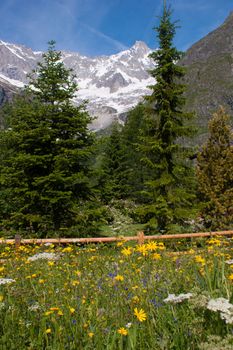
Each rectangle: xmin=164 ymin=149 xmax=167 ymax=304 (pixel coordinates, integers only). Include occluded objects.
xmin=0 ymin=6 xmax=232 ymax=238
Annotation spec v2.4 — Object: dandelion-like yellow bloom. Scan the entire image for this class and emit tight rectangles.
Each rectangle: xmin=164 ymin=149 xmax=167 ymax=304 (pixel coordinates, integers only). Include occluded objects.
xmin=121 ymin=247 xmax=133 ymax=256
xmin=195 ymin=256 xmax=205 ymax=265
xmin=208 ymin=238 xmax=221 ymax=247
xmin=136 ymin=244 xmax=148 ymax=256
xmin=152 ymin=253 xmax=161 ymax=260
xmin=62 ymin=246 xmax=73 ymax=253
xmin=146 ymin=241 xmax=158 ymax=251
xmin=228 ymin=274 xmax=233 ymax=281
xmin=114 ymin=275 xmax=124 ymax=281
xmin=117 ymin=327 xmax=128 ymax=336
xmin=72 ymin=280 xmax=80 ymax=286
xmin=134 ymin=307 xmax=147 ymax=322
xmin=45 ymin=328 xmax=52 ymax=334
xmin=69 ymin=307 xmax=75 ymax=314
xmin=48 ymin=261 xmax=55 ymax=266
xmin=88 ymin=332 xmax=94 ymax=338
xmin=0 ymin=295 xmax=3 ymax=302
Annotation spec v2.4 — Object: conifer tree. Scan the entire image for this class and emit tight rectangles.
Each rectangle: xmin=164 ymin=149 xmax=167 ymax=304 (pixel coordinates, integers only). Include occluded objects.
xmin=0 ymin=41 xmax=94 ymax=235
xmin=99 ymin=122 xmax=129 ymax=202
xmin=121 ymin=103 xmax=147 ymax=200
xmin=196 ymin=107 xmax=233 ymax=230
xmin=138 ymin=4 xmax=196 ymax=232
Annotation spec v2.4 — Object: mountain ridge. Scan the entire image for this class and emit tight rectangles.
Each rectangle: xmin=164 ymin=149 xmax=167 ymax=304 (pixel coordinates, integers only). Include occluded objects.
xmin=1 ymin=11 xmax=233 ymax=136
xmin=0 ymin=39 xmax=154 ymax=129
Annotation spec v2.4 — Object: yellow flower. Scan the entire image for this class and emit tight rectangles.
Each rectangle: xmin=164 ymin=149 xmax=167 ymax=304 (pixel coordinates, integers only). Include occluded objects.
xmin=114 ymin=275 xmax=124 ymax=281
xmin=44 ymin=311 xmax=53 ymax=316
xmin=88 ymin=332 xmax=94 ymax=338
xmin=39 ymin=279 xmax=45 ymax=284
xmin=134 ymin=308 xmax=147 ymax=322
xmin=132 ymin=296 xmax=140 ymax=304
xmin=146 ymin=241 xmax=158 ymax=251
xmin=228 ymin=274 xmax=233 ymax=281
xmin=132 ymin=285 xmax=139 ymax=290
xmin=62 ymin=246 xmax=73 ymax=253
xmin=195 ymin=256 xmax=205 ymax=265
xmin=157 ymin=242 xmax=165 ymax=250
xmin=50 ymin=307 xmax=59 ymax=311
xmin=121 ymin=247 xmax=133 ymax=256
xmin=152 ymin=253 xmax=161 ymax=260
xmin=72 ymin=280 xmax=80 ymax=286
xmin=136 ymin=244 xmax=148 ymax=256
xmin=0 ymin=295 xmax=3 ymax=302
xmin=0 ymin=267 xmax=5 ymax=273
xmin=69 ymin=307 xmax=75 ymax=314
xmin=45 ymin=328 xmax=52 ymax=334
xmin=48 ymin=261 xmax=55 ymax=266
xmin=117 ymin=327 xmax=128 ymax=336
xmin=57 ymin=310 xmax=63 ymax=316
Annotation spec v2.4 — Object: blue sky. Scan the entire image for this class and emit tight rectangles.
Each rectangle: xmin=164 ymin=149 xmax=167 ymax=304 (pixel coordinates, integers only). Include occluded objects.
xmin=0 ymin=0 xmax=232 ymax=56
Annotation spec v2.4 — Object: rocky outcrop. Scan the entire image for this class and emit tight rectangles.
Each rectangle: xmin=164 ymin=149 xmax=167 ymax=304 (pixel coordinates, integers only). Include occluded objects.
xmin=180 ymin=11 xmax=233 ymax=142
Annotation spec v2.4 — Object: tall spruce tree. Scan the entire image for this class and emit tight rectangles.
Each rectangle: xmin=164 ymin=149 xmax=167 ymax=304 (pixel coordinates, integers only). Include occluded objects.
xmin=0 ymin=41 xmax=94 ymax=235
xmin=196 ymin=107 xmax=233 ymax=230
xmin=138 ymin=4 xmax=196 ymax=232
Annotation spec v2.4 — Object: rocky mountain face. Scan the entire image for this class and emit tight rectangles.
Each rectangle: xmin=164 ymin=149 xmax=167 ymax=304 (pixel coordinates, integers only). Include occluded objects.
xmin=0 ymin=40 xmax=153 ymax=129
xmin=180 ymin=11 xmax=233 ymax=140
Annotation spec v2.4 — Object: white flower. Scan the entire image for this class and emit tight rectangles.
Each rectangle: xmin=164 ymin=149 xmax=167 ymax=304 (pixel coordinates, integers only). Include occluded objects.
xmin=0 ymin=302 xmax=5 ymax=310
xmin=0 ymin=278 xmax=16 ymax=285
xmin=125 ymin=322 xmax=132 ymax=329
xmin=28 ymin=303 xmax=40 ymax=311
xmin=225 ymin=259 xmax=233 ymax=265
xmin=220 ymin=311 xmax=233 ymax=324
xmin=206 ymin=297 xmax=233 ymax=324
xmin=164 ymin=293 xmax=193 ymax=304
xmin=28 ymin=252 xmax=59 ymax=262
xmin=206 ymin=298 xmax=233 ymax=313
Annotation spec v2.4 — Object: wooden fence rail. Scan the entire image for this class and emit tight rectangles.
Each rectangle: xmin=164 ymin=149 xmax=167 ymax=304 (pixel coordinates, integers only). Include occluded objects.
xmin=0 ymin=230 xmax=233 ymax=249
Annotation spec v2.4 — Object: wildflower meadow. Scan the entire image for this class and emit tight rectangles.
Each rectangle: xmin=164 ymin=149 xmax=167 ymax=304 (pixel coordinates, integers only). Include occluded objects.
xmin=0 ymin=236 xmax=233 ymax=349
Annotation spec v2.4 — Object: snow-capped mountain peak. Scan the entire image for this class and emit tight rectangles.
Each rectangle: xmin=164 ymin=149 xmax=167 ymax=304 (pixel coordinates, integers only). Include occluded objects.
xmin=0 ymin=39 xmax=154 ymax=129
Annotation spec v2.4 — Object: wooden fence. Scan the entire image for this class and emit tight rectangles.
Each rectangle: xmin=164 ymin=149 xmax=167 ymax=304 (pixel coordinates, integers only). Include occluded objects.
xmin=0 ymin=230 xmax=233 ymax=249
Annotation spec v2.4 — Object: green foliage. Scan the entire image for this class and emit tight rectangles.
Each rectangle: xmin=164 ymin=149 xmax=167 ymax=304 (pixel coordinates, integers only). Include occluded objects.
xmin=137 ymin=5 xmax=197 ymax=233
xmin=0 ymin=41 xmax=96 ymax=236
xmin=121 ymin=104 xmax=148 ymax=200
xmin=196 ymin=106 xmax=233 ymax=230
xmin=97 ymin=122 xmax=130 ymax=202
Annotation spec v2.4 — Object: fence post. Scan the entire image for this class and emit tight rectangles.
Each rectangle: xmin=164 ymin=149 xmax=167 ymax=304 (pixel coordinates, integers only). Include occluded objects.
xmin=15 ymin=234 xmax=21 ymax=251
xmin=137 ymin=231 xmax=144 ymax=245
